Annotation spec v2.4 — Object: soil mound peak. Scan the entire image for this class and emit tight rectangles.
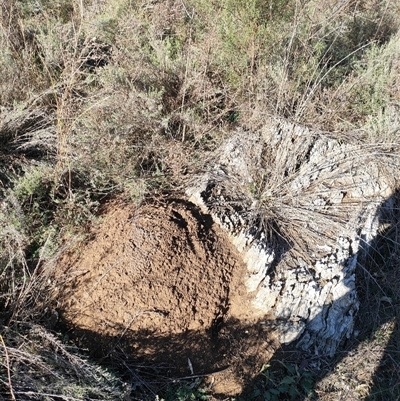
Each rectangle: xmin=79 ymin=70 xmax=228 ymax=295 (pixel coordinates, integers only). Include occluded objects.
xmin=53 ymin=198 xmax=271 ymax=394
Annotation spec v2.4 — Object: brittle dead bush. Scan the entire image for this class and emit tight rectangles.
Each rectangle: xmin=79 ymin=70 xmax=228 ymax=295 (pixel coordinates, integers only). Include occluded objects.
xmin=0 ymin=323 xmax=124 ymax=400
xmin=1 ymin=0 xmax=400 ymax=399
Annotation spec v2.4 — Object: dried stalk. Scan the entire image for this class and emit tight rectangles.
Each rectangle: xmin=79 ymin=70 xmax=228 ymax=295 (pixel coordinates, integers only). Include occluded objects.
xmin=0 ymin=334 xmax=16 ymax=401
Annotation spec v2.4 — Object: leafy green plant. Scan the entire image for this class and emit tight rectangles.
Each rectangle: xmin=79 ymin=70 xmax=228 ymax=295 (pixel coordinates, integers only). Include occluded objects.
xmin=160 ymin=382 xmax=209 ymax=401
xmin=250 ymin=363 xmax=315 ymax=401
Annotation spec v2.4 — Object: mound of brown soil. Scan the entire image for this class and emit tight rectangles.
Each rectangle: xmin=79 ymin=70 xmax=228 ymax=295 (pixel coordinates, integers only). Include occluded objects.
xmin=54 ymin=198 xmax=276 ymax=395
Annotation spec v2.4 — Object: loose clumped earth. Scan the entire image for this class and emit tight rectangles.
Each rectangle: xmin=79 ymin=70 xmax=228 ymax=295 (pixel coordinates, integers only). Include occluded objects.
xmin=52 ymin=198 xmax=277 ymax=395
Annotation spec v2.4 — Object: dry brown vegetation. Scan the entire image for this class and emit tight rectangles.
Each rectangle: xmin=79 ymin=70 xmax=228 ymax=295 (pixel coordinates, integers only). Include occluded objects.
xmin=1 ymin=0 xmax=400 ymax=400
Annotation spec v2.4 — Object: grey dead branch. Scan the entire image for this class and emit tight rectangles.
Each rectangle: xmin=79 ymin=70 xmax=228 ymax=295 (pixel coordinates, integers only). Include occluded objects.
xmin=187 ymin=118 xmax=398 ymax=357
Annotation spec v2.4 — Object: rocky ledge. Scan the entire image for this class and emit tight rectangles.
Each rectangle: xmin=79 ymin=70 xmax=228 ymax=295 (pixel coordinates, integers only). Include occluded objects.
xmin=187 ymin=118 xmax=396 ymax=356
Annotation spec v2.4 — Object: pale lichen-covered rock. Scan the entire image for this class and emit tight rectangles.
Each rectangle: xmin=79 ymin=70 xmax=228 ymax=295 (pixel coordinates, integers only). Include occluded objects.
xmin=186 ymin=118 xmax=396 ymax=356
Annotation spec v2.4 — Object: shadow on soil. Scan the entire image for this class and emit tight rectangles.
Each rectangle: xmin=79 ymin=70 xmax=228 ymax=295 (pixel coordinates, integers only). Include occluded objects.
xmin=238 ymin=191 xmax=400 ymax=401
xmin=56 ymin=192 xmax=400 ymax=401
xmin=57 ymin=315 xmax=278 ymax=400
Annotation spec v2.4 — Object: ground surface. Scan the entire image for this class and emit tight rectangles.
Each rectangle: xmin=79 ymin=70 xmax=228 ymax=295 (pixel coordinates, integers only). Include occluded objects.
xmin=54 ymin=197 xmax=278 ymax=396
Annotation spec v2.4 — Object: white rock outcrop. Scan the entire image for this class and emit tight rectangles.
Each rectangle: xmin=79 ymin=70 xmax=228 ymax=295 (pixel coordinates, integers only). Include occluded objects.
xmin=186 ymin=118 xmax=395 ymax=356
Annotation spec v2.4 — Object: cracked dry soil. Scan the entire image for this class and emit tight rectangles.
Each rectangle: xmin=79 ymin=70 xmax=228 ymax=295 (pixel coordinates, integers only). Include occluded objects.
xmin=55 ymin=198 xmax=277 ymax=395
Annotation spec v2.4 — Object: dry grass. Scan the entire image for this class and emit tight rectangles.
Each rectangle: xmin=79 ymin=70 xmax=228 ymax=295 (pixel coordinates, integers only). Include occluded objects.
xmin=1 ymin=0 xmax=400 ymax=399
xmin=0 ymin=323 xmax=125 ymax=400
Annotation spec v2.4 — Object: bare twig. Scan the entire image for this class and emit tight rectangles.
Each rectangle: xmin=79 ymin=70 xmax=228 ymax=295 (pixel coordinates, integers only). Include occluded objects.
xmin=0 ymin=334 xmax=16 ymax=401
xmin=14 ymin=391 xmax=84 ymax=401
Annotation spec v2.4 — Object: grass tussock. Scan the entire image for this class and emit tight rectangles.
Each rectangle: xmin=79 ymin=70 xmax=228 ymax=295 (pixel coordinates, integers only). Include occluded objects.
xmin=1 ymin=0 xmax=400 ymax=399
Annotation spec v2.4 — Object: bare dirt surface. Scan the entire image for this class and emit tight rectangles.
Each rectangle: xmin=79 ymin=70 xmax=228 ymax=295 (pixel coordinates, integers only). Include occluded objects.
xmin=54 ymin=198 xmax=277 ymax=396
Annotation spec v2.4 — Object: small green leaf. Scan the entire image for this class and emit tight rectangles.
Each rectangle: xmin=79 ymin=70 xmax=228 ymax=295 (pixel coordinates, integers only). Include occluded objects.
xmin=280 ymin=376 xmax=296 ymax=385
xmin=288 ymin=385 xmax=299 ymax=399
